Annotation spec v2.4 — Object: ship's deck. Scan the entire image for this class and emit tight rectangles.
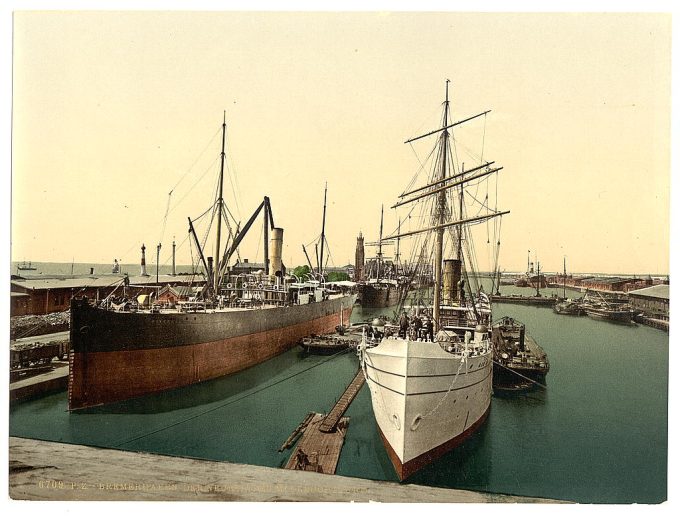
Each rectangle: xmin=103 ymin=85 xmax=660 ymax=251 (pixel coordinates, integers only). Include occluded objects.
xmin=102 ymin=294 xmax=352 ymax=315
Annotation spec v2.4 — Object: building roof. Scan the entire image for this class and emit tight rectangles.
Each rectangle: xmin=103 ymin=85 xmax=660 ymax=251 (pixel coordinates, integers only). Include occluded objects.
xmin=582 ymin=277 xmax=630 ymax=284
xmin=628 ymin=284 xmax=670 ymax=300
xmin=326 ymin=281 xmax=357 ymax=287
xmin=231 ymin=261 xmax=265 ymax=269
xmin=10 ymin=273 xmax=205 ymax=291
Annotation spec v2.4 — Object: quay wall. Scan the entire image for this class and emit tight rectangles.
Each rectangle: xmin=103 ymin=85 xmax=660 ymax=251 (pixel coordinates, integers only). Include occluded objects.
xmin=8 ymin=437 xmax=565 ymax=503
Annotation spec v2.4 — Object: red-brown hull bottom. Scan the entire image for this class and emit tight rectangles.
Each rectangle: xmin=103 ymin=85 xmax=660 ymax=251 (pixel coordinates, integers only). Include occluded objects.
xmin=378 ymin=405 xmax=491 ymax=481
xmin=69 ymin=306 xmax=353 ymax=410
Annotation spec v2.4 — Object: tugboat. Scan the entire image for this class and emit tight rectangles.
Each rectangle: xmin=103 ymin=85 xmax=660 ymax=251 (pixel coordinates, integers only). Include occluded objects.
xmin=492 ymin=316 xmax=549 ymax=391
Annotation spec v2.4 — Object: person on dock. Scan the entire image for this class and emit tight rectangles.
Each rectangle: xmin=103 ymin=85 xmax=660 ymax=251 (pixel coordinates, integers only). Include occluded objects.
xmin=295 ymin=448 xmax=310 ymax=470
xmin=399 ymin=311 xmax=409 ymax=338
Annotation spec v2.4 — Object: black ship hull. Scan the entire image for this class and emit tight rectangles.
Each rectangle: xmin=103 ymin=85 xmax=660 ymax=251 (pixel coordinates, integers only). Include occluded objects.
xmin=69 ymin=294 xmax=356 ymax=409
xmin=358 ymin=282 xmax=406 ymax=308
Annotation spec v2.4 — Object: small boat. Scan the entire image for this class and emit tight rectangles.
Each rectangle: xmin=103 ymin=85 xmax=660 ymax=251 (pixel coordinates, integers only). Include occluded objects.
xmin=300 ymin=325 xmax=363 ymax=354
xmin=582 ymin=291 xmax=634 ymax=324
xmin=584 ymin=304 xmax=634 ymax=324
xmin=553 ymin=298 xmax=585 ymax=315
xmin=492 ymin=316 xmax=549 ymax=390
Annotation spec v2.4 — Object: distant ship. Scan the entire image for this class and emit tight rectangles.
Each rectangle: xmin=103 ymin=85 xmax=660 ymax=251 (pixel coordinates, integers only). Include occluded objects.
xmin=359 ymin=81 xmax=508 ymax=480
xmin=69 ymin=115 xmax=356 ymax=410
xmin=553 ymin=299 xmax=585 ymax=315
xmin=583 ymin=304 xmax=633 ymax=324
xmin=17 ymin=261 xmax=37 ymax=272
xmin=357 ymin=206 xmax=408 ymax=308
xmin=553 ymin=257 xmax=583 ymax=315
xmin=582 ymin=290 xmax=634 ymax=324
xmin=514 ymin=251 xmax=546 ymax=290
xmin=358 ymin=278 xmax=405 ymax=308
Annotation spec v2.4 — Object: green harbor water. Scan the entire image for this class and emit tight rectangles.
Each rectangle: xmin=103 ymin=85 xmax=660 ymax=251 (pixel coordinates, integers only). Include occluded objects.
xmin=9 ymin=283 xmax=668 ymax=503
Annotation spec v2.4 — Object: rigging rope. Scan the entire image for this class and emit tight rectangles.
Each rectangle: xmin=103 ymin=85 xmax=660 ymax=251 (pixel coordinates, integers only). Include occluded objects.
xmin=167 ymin=155 xmax=220 ymax=218
xmin=169 ymin=126 xmax=222 ymax=194
xmin=159 ymin=192 xmax=172 ymax=244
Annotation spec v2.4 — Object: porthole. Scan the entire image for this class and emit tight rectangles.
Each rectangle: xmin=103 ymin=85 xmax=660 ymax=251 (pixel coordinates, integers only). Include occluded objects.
xmin=411 ymin=415 xmax=423 ymax=431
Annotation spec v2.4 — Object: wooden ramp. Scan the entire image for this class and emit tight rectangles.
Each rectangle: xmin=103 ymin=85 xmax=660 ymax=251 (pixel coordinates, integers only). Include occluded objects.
xmin=319 ymin=368 xmax=365 ymax=433
xmin=281 ymin=368 xmax=366 ymax=475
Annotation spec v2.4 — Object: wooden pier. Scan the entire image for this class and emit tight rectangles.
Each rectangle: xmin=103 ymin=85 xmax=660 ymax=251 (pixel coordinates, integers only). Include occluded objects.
xmin=283 ymin=413 xmax=349 ymax=474
xmin=281 ymin=368 xmax=366 ymax=475
xmin=319 ymin=368 xmax=366 ymax=432
xmin=490 ymin=294 xmax=558 ymax=307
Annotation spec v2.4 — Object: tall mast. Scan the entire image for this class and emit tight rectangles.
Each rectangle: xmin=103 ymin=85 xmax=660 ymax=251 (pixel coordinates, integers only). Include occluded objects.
xmin=214 ymin=112 xmax=227 ymax=294
xmin=457 ymin=163 xmax=464 ymax=260
xmin=563 ymin=255 xmax=567 ymax=299
xmin=527 ymin=249 xmax=530 ymax=274
xmin=319 ymin=182 xmax=328 ymax=279
xmin=433 ymin=80 xmax=450 ymax=330
xmin=395 ymin=217 xmax=401 ymax=269
xmin=377 ymin=205 xmax=384 ymax=280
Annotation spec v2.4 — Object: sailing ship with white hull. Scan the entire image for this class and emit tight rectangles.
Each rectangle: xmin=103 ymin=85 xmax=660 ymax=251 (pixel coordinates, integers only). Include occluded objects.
xmin=358 ymin=82 xmax=508 ymax=480
xmin=69 ymin=115 xmax=356 ymax=410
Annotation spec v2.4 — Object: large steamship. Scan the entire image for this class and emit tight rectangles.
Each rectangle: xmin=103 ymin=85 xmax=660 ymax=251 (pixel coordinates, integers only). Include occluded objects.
xmin=69 ymin=116 xmax=356 ymax=410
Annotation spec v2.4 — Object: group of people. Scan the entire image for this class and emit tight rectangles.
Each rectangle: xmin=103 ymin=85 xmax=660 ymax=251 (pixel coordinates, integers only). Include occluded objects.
xmin=398 ymin=310 xmax=434 ymax=342
xmin=364 ymin=310 xmax=441 ymax=343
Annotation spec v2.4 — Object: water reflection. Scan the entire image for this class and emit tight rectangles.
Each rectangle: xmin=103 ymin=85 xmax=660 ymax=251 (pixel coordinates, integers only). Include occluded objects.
xmin=79 ymin=347 xmax=311 ymax=415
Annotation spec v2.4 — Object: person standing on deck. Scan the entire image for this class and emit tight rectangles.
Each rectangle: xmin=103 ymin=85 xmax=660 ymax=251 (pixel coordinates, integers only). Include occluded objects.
xmin=424 ymin=316 xmax=434 ymax=342
xmin=411 ymin=314 xmax=423 ymax=340
xmin=399 ymin=311 xmax=409 ymax=338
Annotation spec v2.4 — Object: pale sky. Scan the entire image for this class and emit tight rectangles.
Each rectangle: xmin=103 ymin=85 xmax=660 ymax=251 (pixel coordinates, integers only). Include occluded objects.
xmin=10 ymin=11 xmax=672 ymax=275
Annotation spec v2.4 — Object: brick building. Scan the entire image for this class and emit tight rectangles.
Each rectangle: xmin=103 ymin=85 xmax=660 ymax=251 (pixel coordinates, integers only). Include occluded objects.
xmin=10 ymin=274 xmax=205 ymax=316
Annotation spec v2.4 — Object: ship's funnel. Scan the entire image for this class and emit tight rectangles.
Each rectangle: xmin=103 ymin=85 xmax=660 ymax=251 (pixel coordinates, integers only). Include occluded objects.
xmin=443 ymin=259 xmax=455 ymax=304
xmin=270 ymin=228 xmax=284 ymax=278
xmin=452 ymin=259 xmax=462 ymax=302
xmin=207 ymin=256 xmax=213 ymax=282
xmin=443 ymin=259 xmax=462 ymax=304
